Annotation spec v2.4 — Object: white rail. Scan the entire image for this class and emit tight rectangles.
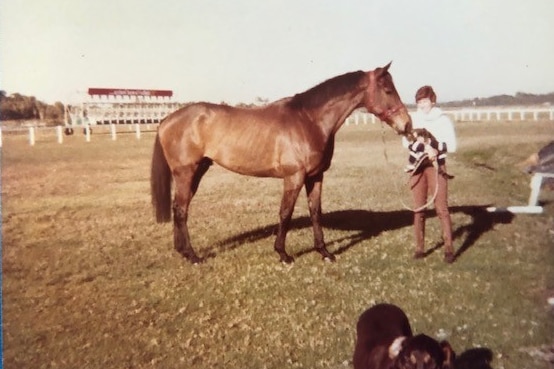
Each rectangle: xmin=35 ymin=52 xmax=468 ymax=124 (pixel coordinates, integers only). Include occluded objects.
xmin=346 ymin=107 xmax=554 ymax=125
xmin=2 ymin=107 xmax=553 ymax=146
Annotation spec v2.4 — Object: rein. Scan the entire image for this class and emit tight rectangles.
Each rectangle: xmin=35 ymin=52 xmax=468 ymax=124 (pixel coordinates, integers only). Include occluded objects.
xmin=379 ymin=123 xmax=439 ymax=213
xmin=403 ymin=156 xmax=439 ymax=213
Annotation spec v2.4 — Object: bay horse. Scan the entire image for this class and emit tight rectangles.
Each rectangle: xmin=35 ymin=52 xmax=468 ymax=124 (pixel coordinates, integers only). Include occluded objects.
xmin=151 ymin=63 xmax=412 ymax=264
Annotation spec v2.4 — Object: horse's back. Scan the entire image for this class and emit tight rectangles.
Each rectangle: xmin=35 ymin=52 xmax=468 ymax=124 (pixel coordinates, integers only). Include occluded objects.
xmin=160 ymin=102 xmax=281 ymax=138
xmin=157 ymin=102 xmax=305 ymax=176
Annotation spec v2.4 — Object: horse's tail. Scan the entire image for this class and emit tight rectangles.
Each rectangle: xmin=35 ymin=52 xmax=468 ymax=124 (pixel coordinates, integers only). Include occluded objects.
xmin=151 ymin=133 xmax=172 ymax=223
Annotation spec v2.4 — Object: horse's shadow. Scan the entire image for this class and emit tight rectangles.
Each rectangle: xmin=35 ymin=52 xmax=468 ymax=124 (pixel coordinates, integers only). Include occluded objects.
xmin=207 ymin=205 xmax=514 ymax=261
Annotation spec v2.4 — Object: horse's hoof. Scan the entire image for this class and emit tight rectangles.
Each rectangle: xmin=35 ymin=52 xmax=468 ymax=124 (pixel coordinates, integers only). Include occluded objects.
xmin=279 ymin=254 xmax=295 ymax=264
xmin=185 ymin=255 xmax=204 ymax=264
xmin=323 ymin=254 xmax=336 ymax=262
xmin=318 ymin=248 xmax=336 ymax=262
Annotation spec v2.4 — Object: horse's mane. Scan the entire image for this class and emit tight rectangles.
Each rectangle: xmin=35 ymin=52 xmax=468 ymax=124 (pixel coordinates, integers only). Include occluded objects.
xmin=287 ymin=71 xmax=366 ymax=110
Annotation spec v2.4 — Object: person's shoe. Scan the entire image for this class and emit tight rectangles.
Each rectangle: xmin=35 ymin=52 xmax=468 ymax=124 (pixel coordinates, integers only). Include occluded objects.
xmin=413 ymin=251 xmax=425 ymax=259
xmin=444 ymin=252 xmax=455 ymax=264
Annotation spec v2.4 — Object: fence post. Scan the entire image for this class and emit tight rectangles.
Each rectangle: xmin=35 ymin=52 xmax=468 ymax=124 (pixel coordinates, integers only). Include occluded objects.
xmin=135 ymin=124 xmax=141 ymax=139
xmin=110 ymin=124 xmax=117 ymax=140
xmin=29 ymin=127 xmax=35 ymax=146
xmin=56 ymin=126 xmax=63 ymax=143
xmin=85 ymin=126 xmax=91 ymax=142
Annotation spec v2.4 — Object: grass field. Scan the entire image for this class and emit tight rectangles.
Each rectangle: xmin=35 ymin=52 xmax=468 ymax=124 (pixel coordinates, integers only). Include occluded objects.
xmin=2 ymin=119 xmax=553 ymax=368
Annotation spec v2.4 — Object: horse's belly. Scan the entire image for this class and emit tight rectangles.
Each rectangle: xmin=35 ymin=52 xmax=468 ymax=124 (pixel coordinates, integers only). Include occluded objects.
xmin=211 ymin=151 xmax=293 ymax=178
xmin=207 ymin=139 xmax=305 ymax=178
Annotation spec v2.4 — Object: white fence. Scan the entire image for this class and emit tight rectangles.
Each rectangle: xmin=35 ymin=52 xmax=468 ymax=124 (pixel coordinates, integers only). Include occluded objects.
xmin=346 ymin=106 xmax=554 ymax=125
xmin=0 ymin=123 xmax=158 ymax=147
xmin=1 ymin=107 xmax=553 ymax=147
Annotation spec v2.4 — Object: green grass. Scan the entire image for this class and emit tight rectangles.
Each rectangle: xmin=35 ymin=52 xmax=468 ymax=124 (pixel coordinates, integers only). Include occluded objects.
xmin=2 ymin=120 xmax=554 ymax=368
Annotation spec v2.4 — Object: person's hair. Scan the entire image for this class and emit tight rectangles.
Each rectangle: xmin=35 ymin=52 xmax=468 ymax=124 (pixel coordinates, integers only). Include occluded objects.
xmin=415 ymin=86 xmax=437 ymax=103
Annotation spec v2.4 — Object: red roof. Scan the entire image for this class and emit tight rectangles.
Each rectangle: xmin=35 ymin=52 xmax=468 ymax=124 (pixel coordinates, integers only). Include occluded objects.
xmin=87 ymin=88 xmax=173 ymax=97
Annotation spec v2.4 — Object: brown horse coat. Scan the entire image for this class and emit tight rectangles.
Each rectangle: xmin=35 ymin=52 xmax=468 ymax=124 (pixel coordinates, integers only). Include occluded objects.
xmin=151 ymin=64 xmax=412 ymax=263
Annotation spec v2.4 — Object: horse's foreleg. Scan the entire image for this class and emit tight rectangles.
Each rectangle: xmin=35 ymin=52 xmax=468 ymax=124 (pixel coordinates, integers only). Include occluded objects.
xmin=305 ymin=174 xmax=335 ymax=261
xmin=274 ymin=173 xmax=305 ymax=263
xmin=172 ymin=165 xmax=203 ymax=264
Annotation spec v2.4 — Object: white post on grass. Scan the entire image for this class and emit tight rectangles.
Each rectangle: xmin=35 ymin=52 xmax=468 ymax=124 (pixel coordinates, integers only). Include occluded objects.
xmin=135 ymin=123 xmax=141 ymax=139
xmin=29 ymin=127 xmax=35 ymax=146
xmin=110 ymin=124 xmax=117 ymax=140
xmin=56 ymin=126 xmax=63 ymax=143
xmin=85 ymin=126 xmax=91 ymax=142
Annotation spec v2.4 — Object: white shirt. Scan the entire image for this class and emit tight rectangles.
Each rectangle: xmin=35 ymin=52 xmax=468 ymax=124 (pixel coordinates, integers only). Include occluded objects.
xmin=402 ymin=107 xmax=457 ymax=152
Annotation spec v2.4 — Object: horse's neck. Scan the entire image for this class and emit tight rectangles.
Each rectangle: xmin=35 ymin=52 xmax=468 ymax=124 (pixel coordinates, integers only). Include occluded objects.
xmin=316 ymin=91 xmax=365 ymax=135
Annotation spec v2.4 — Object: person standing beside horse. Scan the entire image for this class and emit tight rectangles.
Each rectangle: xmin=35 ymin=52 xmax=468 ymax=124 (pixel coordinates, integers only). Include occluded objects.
xmin=402 ymin=85 xmax=457 ymax=263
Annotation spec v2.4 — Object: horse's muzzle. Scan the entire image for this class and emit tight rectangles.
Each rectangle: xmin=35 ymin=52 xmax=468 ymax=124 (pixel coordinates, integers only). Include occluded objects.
xmin=403 ymin=120 xmax=413 ymax=138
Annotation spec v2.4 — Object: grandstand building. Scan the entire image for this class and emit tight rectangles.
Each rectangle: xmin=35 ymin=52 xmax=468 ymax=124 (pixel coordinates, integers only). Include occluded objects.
xmin=66 ymin=88 xmax=185 ymax=126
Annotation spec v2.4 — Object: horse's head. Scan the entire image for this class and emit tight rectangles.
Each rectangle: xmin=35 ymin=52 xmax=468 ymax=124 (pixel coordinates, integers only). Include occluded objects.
xmin=364 ymin=62 xmax=412 ymax=137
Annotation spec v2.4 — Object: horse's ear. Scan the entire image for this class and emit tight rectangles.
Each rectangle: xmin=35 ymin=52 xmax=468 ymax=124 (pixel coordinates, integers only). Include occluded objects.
xmin=388 ymin=336 xmax=406 ymax=359
xmin=375 ymin=61 xmax=392 ymax=78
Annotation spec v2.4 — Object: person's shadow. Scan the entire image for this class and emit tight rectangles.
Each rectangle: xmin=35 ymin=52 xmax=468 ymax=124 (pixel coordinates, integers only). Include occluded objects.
xmin=208 ymin=205 xmax=514 ymax=262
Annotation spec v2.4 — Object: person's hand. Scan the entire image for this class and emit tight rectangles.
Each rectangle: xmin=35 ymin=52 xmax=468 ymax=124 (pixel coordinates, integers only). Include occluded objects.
xmin=424 ymin=145 xmax=438 ymax=161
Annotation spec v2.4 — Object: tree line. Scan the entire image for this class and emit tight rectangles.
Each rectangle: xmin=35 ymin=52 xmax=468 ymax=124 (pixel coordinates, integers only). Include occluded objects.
xmin=440 ymin=91 xmax=554 ymax=108
xmin=0 ymin=91 xmax=65 ymax=124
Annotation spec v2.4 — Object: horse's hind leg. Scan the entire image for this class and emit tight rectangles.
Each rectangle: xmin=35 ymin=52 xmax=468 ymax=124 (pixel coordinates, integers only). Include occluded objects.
xmin=173 ymin=198 xmax=201 ymax=263
xmin=305 ymin=174 xmax=335 ymax=261
xmin=172 ymin=160 xmax=211 ymax=264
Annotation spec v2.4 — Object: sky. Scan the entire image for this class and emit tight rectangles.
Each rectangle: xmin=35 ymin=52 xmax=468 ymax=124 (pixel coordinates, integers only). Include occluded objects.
xmin=1 ymin=0 xmax=553 ymax=105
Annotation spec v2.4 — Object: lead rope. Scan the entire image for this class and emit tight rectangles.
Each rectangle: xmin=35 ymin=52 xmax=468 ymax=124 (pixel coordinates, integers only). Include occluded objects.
xmin=379 ymin=123 xmax=439 ymax=212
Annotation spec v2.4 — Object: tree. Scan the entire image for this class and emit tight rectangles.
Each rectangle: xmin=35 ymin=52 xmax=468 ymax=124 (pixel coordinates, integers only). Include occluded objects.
xmin=0 ymin=93 xmax=65 ymax=124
